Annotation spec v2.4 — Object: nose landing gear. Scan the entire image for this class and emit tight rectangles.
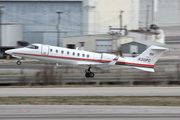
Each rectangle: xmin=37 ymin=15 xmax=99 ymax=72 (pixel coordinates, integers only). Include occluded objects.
xmin=85 ymin=66 xmax=95 ymax=78
xmin=16 ymin=59 xmax=21 ymax=65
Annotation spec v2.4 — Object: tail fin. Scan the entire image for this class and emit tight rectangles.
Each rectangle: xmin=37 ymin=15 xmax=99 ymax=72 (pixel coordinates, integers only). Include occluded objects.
xmin=133 ymin=45 xmax=169 ymax=72
xmin=136 ymin=45 xmax=169 ymax=65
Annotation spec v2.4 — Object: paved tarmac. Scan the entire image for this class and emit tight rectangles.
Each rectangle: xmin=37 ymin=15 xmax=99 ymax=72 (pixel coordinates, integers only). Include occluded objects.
xmin=0 ymin=105 xmax=180 ymax=120
xmin=0 ymin=87 xmax=180 ymax=97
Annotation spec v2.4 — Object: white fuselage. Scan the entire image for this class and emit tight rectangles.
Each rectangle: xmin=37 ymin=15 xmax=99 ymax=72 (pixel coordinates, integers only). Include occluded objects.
xmin=5 ymin=43 xmax=157 ymax=72
xmin=6 ymin=44 xmax=122 ymax=65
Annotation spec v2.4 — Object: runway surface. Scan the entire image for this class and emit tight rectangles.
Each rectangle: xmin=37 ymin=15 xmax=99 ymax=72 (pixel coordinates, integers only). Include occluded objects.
xmin=0 ymin=87 xmax=180 ymax=97
xmin=0 ymin=105 xmax=180 ymax=120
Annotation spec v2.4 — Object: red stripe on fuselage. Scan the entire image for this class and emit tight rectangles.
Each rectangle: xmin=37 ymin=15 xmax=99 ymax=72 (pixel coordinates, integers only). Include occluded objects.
xmin=13 ymin=52 xmax=103 ymax=62
xmin=13 ymin=52 xmax=155 ymax=68
xmin=126 ymin=62 xmax=155 ymax=67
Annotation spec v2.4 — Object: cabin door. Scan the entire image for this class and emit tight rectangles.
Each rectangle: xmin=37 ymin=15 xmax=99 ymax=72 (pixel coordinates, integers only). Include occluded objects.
xmin=41 ymin=45 xmax=49 ymax=55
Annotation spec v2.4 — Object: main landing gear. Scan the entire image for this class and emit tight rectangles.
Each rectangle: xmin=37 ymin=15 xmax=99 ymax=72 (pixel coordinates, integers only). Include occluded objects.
xmin=85 ymin=66 xmax=95 ymax=78
xmin=16 ymin=59 xmax=21 ymax=65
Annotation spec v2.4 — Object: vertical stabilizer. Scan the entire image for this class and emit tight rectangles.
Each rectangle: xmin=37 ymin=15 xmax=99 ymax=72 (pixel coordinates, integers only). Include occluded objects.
xmin=136 ymin=45 xmax=169 ymax=65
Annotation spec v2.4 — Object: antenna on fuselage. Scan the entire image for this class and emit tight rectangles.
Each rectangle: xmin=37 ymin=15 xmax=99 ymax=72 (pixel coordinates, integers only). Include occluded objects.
xmin=76 ymin=47 xmax=79 ymax=50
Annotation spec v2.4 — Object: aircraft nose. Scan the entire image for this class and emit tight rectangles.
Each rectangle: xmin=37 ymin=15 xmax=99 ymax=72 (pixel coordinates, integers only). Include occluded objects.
xmin=5 ymin=50 xmax=13 ymax=55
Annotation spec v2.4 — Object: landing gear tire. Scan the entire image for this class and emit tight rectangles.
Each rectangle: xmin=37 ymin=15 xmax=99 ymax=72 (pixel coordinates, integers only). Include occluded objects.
xmin=89 ymin=72 xmax=95 ymax=78
xmin=16 ymin=60 xmax=21 ymax=65
xmin=85 ymin=73 xmax=90 ymax=78
xmin=85 ymin=72 xmax=95 ymax=78
xmin=85 ymin=66 xmax=95 ymax=78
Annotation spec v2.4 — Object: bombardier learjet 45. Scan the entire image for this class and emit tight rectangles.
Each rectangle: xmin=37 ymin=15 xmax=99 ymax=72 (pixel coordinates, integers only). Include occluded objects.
xmin=5 ymin=44 xmax=169 ymax=78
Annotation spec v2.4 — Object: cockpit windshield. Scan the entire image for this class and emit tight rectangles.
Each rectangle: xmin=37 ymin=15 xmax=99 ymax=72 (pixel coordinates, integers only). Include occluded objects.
xmin=26 ymin=45 xmax=39 ymax=49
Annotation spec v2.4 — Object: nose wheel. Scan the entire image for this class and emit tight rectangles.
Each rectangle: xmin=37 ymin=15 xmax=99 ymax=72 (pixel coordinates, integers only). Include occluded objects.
xmin=16 ymin=60 xmax=21 ymax=65
xmin=85 ymin=66 xmax=95 ymax=78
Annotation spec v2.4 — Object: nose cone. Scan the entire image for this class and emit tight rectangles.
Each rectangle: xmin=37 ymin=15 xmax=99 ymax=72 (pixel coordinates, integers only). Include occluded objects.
xmin=5 ymin=50 xmax=13 ymax=55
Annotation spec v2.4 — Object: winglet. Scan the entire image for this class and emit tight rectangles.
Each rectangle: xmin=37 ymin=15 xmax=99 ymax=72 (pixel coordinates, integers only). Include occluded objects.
xmin=108 ymin=55 xmax=120 ymax=65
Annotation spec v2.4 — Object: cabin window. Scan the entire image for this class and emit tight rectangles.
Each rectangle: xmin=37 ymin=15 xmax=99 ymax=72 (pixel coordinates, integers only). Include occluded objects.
xmin=26 ymin=45 xmax=39 ymax=49
xmin=67 ymin=51 xmax=69 ymax=55
xmin=61 ymin=51 xmax=64 ymax=54
xmin=73 ymin=52 xmax=75 ymax=56
xmin=77 ymin=53 xmax=80 ymax=56
xmin=82 ymin=54 xmax=85 ymax=57
xmin=50 ymin=49 xmax=52 ymax=52
xmin=87 ymin=55 xmax=89 ymax=58
xmin=56 ymin=50 xmax=58 ymax=53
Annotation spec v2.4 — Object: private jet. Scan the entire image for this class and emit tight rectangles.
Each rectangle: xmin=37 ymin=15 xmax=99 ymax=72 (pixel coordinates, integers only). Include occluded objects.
xmin=5 ymin=44 xmax=169 ymax=78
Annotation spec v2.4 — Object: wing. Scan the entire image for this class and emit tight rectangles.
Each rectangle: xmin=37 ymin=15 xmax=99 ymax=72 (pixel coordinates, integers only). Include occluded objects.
xmin=77 ymin=61 xmax=103 ymax=65
xmin=76 ymin=55 xmax=119 ymax=66
xmin=77 ymin=64 xmax=111 ymax=72
xmin=76 ymin=56 xmax=119 ymax=72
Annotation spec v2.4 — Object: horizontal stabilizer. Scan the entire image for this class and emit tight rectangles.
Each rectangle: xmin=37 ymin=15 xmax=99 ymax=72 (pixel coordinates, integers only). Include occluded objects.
xmin=151 ymin=45 xmax=169 ymax=51
xmin=134 ymin=67 xmax=155 ymax=72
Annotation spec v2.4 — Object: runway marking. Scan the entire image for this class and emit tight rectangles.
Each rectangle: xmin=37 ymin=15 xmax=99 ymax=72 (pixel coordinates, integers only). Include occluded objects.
xmin=0 ymin=109 xmax=26 ymax=114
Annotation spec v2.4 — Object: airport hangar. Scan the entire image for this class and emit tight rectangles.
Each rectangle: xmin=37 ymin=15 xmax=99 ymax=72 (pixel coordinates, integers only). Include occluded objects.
xmin=0 ymin=0 xmax=179 ymax=57
xmin=62 ymin=32 xmax=166 ymax=55
xmin=0 ymin=0 xmax=139 ymax=58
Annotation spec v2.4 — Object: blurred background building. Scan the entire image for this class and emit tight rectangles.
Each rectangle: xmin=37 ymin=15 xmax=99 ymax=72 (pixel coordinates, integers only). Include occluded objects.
xmin=0 ymin=0 xmax=179 ymax=57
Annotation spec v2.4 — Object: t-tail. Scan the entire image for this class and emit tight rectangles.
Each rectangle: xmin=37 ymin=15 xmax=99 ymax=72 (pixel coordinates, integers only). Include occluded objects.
xmin=133 ymin=45 xmax=169 ymax=72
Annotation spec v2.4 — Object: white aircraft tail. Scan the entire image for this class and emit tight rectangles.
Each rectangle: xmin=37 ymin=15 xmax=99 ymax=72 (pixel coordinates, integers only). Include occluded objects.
xmin=136 ymin=45 xmax=169 ymax=65
xmin=134 ymin=45 xmax=169 ymax=72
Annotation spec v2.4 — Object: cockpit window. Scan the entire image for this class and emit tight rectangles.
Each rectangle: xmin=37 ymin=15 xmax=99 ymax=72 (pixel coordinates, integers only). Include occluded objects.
xmin=26 ymin=45 xmax=39 ymax=49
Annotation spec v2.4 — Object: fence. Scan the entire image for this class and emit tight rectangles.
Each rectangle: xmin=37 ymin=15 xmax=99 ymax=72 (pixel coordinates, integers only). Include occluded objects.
xmin=0 ymin=63 xmax=180 ymax=86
